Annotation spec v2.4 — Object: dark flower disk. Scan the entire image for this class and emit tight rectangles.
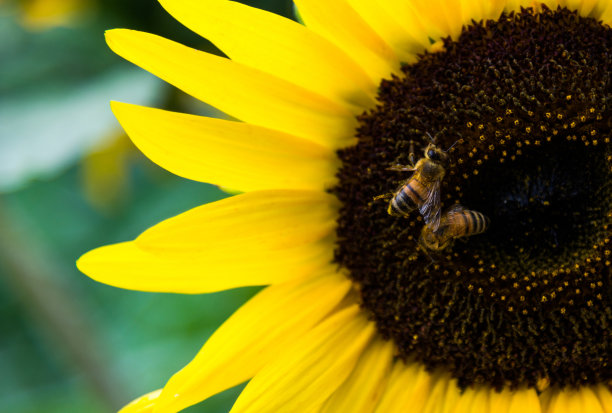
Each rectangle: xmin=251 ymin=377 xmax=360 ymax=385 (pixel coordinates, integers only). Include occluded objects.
xmin=334 ymin=6 xmax=612 ymax=390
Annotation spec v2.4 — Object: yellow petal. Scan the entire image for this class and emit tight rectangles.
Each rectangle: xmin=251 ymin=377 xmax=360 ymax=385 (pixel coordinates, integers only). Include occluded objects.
xmin=77 ymin=190 xmax=338 ymax=293
xmin=451 ymin=386 xmax=490 ymax=413
xmin=483 ymin=0 xmax=508 ymax=20
xmin=382 ymin=0 xmax=445 ymax=40
xmin=504 ymin=0 xmax=536 ymax=12
xmin=539 ymin=388 xmax=555 ymax=413
xmin=418 ymin=0 xmax=503 ymax=48
xmin=158 ymin=0 xmax=375 ymax=109
xmin=411 ymin=0 xmax=505 ymax=42
xmin=374 ymin=362 xmax=436 ymax=413
xmin=436 ymin=378 xmax=463 ymax=413
xmin=229 ymin=305 xmax=375 ymax=413
xmin=489 ymin=387 xmax=515 ymax=413
xmin=587 ymin=0 xmax=610 ymax=19
xmin=408 ymin=0 xmax=465 ymax=41
xmin=461 ymin=0 xmax=507 ymax=23
xmin=320 ymin=337 xmax=394 ymax=413
xmin=135 ymin=190 xmax=336 ymax=252
xmin=532 ymin=0 xmax=560 ymax=10
xmin=294 ymin=0 xmax=400 ymax=81
xmin=119 ymin=389 xmax=162 ymax=413
xmin=594 ymin=384 xmax=612 ymax=413
xmin=105 ymin=29 xmax=357 ymax=148
xmin=555 ymin=0 xmax=582 ymax=14
xmin=471 ymin=387 xmax=492 ymax=412
xmin=463 ymin=0 xmax=486 ymax=21
xmin=153 ymin=272 xmax=351 ymax=413
xmin=544 ymin=387 xmax=605 ymax=413
xmin=110 ymin=102 xmax=339 ymax=192
xmin=507 ymin=388 xmax=542 ymax=413
xmin=581 ymin=388 xmax=608 ymax=413
xmin=445 ymin=386 xmax=476 ymax=413
xmin=564 ymin=0 xmax=598 ymax=16
xmin=599 ymin=0 xmax=612 ymax=24
xmin=345 ymin=0 xmax=431 ymax=62
xmin=421 ymin=374 xmax=455 ymax=413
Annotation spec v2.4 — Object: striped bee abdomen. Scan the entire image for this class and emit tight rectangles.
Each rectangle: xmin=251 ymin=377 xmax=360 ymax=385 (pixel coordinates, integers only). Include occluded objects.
xmin=388 ymin=179 xmax=425 ymax=216
xmin=455 ymin=209 xmax=489 ymax=236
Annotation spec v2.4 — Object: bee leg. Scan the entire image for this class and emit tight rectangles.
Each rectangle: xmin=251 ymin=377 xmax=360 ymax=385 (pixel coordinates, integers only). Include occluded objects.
xmin=408 ymin=154 xmax=416 ymax=166
xmin=408 ymin=139 xmax=417 ymax=166
xmin=387 ymin=207 xmax=406 ymax=217
xmin=422 ymin=250 xmax=436 ymax=269
xmin=415 ymin=238 xmax=437 ymax=267
xmin=372 ymin=193 xmax=392 ymax=201
xmin=387 ymin=164 xmax=416 ymax=172
xmin=394 ymin=273 xmax=404 ymax=318
xmin=370 ymin=193 xmax=393 ymax=208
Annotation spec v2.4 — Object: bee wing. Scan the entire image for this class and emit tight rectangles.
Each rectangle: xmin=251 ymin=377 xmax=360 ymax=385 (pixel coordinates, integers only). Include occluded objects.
xmin=446 ymin=203 xmax=466 ymax=215
xmin=440 ymin=204 xmax=465 ymax=229
xmin=419 ymin=180 xmax=442 ymax=230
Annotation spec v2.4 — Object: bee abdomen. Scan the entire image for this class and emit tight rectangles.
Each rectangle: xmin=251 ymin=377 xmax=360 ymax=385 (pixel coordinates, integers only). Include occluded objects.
xmin=463 ymin=210 xmax=489 ymax=235
xmin=388 ymin=183 xmax=422 ymax=216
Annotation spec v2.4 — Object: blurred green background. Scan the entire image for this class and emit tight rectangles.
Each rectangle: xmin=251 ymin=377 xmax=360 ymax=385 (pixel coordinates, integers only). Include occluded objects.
xmin=0 ymin=0 xmax=292 ymax=411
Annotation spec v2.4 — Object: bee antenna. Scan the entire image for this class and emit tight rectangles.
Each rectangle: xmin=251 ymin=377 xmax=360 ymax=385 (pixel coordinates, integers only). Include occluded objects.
xmin=425 ymin=131 xmax=435 ymax=143
xmin=446 ymin=140 xmax=459 ymax=152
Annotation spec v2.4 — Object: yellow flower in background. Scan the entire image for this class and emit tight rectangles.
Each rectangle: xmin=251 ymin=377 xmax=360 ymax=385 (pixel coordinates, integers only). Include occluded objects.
xmin=82 ymin=132 xmax=135 ymax=213
xmin=77 ymin=0 xmax=612 ymax=412
xmin=18 ymin=0 xmax=90 ymax=29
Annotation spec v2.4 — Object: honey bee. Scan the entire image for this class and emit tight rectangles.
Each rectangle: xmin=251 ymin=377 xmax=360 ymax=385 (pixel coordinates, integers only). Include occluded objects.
xmin=419 ymin=205 xmax=490 ymax=251
xmin=388 ymin=142 xmax=449 ymax=230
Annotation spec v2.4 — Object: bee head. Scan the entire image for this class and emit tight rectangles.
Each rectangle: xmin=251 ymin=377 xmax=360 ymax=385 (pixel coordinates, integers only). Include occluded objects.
xmin=424 ymin=144 xmax=448 ymax=164
xmin=420 ymin=225 xmax=448 ymax=251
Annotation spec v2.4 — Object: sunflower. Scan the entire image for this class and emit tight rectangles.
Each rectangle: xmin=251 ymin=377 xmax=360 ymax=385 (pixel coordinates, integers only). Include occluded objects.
xmin=77 ymin=0 xmax=612 ymax=412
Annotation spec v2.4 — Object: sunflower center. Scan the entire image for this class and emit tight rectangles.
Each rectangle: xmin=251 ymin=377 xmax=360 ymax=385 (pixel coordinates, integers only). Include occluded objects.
xmin=333 ymin=7 xmax=612 ymax=390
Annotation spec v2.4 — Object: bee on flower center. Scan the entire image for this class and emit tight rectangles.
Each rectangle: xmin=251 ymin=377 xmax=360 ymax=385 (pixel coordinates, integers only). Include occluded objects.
xmin=419 ymin=204 xmax=490 ymax=251
xmin=387 ymin=141 xmax=450 ymax=230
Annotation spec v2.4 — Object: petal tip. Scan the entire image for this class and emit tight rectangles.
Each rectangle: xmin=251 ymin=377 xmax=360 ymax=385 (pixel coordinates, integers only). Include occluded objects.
xmin=76 ymin=245 xmax=108 ymax=279
xmin=119 ymin=389 xmax=162 ymax=413
xmin=105 ymin=28 xmax=141 ymax=54
xmin=76 ymin=242 xmax=131 ymax=282
xmin=75 ymin=249 xmax=94 ymax=276
xmin=104 ymin=28 xmax=122 ymax=43
xmin=109 ymin=100 xmax=133 ymax=117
